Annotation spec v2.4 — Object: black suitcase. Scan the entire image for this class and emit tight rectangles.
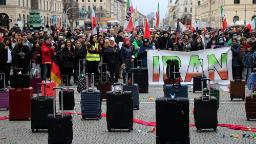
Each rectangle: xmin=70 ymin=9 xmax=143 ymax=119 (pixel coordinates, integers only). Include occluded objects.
xmin=59 ymin=89 xmax=75 ymax=110
xmin=166 ymin=59 xmax=180 ymax=80
xmin=156 ymin=97 xmax=189 ymax=144
xmin=106 ymin=85 xmax=133 ymax=132
xmin=48 ymin=87 xmax=73 ymax=144
xmin=131 ymin=68 xmax=148 ymax=93
xmin=123 ymin=72 xmax=140 ymax=110
xmin=193 ymin=76 xmax=207 ymax=93
xmin=10 ymin=74 xmax=30 ymax=88
xmin=31 ymin=83 xmax=54 ymax=132
xmin=194 ymin=78 xmax=218 ymax=131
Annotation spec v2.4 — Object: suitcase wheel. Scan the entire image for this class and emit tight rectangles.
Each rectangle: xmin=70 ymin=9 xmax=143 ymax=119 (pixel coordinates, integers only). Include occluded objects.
xmin=32 ymin=129 xmax=35 ymax=133
xmin=247 ymin=118 xmax=250 ymax=121
xmin=108 ymin=128 xmax=112 ymax=132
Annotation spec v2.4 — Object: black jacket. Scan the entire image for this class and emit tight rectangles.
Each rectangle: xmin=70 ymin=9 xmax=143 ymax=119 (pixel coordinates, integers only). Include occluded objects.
xmin=103 ymin=46 xmax=121 ymax=66
xmin=156 ymin=36 xmax=173 ymax=50
xmin=61 ymin=47 xmax=76 ymax=69
xmin=12 ymin=44 xmax=30 ymax=68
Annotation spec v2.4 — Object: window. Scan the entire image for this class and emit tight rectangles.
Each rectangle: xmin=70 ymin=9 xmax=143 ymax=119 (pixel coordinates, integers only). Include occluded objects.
xmin=82 ymin=0 xmax=84 ymax=2
xmin=100 ymin=6 xmax=102 ymax=10
xmin=198 ymin=1 xmax=200 ymax=6
xmin=184 ymin=7 xmax=187 ymax=12
xmin=93 ymin=6 xmax=96 ymax=11
xmin=23 ymin=0 xmax=24 ymax=7
xmin=234 ymin=0 xmax=240 ymax=4
xmin=190 ymin=8 xmax=192 ymax=12
xmin=88 ymin=0 xmax=90 ymax=2
xmin=76 ymin=0 xmax=78 ymax=2
xmin=100 ymin=0 xmax=102 ymax=2
xmin=94 ymin=0 xmax=96 ymax=2
xmin=88 ymin=6 xmax=90 ymax=10
xmin=253 ymin=0 xmax=256 ymax=4
xmin=233 ymin=16 xmax=239 ymax=23
xmin=0 ymin=0 xmax=6 ymax=5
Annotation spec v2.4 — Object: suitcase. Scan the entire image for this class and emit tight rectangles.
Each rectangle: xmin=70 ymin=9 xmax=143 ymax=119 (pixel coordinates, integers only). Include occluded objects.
xmin=193 ymin=76 xmax=207 ymax=93
xmin=97 ymin=64 xmax=112 ymax=99
xmin=194 ymin=78 xmax=218 ymax=131
xmin=131 ymin=68 xmax=148 ymax=93
xmin=210 ymin=88 xmax=220 ymax=110
xmin=80 ymin=73 xmax=101 ymax=120
xmin=9 ymin=87 xmax=33 ymax=120
xmin=41 ymin=80 xmax=56 ymax=97
xmin=155 ymin=97 xmax=189 ymax=144
xmin=163 ymin=84 xmax=188 ymax=98
xmin=123 ymin=72 xmax=140 ymax=110
xmin=106 ymin=84 xmax=133 ymax=132
xmin=230 ymin=79 xmax=245 ymax=101
xmin=31 ymin=83 xmax=54 ymax=132
xmin=10 ymin=74 xmax=30 ymax=88
xmin=0 ymin=73 xmax=9 ymax=110
xmin=58 ymin=76 xmax=75 ymax=110
xmin=48 ymin=87 xmax=73 ymax=144
xmin=245 ymin=95 xmax=256 ymax=120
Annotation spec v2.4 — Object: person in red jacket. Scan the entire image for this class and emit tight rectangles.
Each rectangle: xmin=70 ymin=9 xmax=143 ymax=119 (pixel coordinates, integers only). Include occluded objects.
xmin=41 ymin=36 xmax=54 ymax=81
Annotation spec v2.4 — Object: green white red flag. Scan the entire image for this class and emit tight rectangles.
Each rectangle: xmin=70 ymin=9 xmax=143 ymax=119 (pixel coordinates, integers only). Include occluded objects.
xmin=156 ymin=2 xmax=159 ymax=29
xmin=124 ymin=0 xmax=134 ymax=32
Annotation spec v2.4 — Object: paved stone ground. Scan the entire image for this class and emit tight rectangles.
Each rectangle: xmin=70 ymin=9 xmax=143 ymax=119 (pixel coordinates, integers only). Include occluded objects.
xmin=1 ymin=85 xmax=256 ymax=144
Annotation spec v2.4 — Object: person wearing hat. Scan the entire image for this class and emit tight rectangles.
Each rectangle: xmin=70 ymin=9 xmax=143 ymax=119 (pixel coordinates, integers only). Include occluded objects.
xmin=156 ymin=31 xmax=173 ymax=50
xmin=138 ymin=38 xmax=153 ymax=68
xmin=103 ymin=37 xmax=121 ymax=82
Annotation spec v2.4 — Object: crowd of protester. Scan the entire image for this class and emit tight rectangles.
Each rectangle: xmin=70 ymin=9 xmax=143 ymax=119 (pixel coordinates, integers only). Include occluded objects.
xmin=0 ymin=24 xmax=256 ymax=86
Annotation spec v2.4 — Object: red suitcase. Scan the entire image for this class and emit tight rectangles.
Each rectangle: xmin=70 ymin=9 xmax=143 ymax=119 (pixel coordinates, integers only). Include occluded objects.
xmin=9 ymin=87 xmax=33 ymax=120
xmin=41 ymin=81 xmax=56 ymax=97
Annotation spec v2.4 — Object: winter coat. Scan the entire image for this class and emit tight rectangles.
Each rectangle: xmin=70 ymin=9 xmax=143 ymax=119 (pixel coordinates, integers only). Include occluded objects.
xmin=139 ymin=44 xmax=152 ymax=67
xmin=231 ymin=44 xmax=240 ymax=67
xmin=156 ymin=37 xmax=173 ymax=50
xmin=121 ymin=45 xmax=133 ymax=68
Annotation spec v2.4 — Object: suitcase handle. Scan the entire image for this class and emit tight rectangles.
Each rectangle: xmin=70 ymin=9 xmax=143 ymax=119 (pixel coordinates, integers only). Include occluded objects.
xmin=79 ymin=59 xmax=85 ymax=76
xmin=53 ymin=87 xmax=64 ymax=118
xmin=61 ymin=75 xmax=69 ymax=89
xmin=0 ymin=73 xmax=6 ymax=89
xmin=36 ymin=83 xmax=47 ymax=97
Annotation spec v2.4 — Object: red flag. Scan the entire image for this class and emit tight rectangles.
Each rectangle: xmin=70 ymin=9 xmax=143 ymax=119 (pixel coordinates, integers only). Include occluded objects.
xmin=124 ymin=0 xmax=134 ymax=32
xmin=246 ymin=23 xmax=253 ymax=32
xmin=91 ymin=8 xmax=97 ymax=33
xmin=144 ymin=18 xmax=150 ymax=39
xmin=222 ymin=17 xmax=227 ymax=32
xmin=156 ymin=2 xmax=160 ymax=29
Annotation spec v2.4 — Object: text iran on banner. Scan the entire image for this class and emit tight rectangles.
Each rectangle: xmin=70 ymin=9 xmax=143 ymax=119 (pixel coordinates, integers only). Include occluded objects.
xmin=147 ymin=47 xmax=232 ymax=85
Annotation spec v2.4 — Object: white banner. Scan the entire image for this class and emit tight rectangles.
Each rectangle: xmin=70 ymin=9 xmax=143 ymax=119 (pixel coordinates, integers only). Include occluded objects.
xmin=147 ymin=47 xmax=233 ymax=85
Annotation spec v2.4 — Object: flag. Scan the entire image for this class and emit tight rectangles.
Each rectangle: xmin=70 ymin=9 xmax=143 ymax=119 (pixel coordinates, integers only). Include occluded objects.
xmin=91 ymin=8 xmax=97 ymax=34
xmin=178 ymin=22 xmax=187 ymax=32
xmin=51 ymin=60 xmax=62 ymax=86
xmin=222 ymin=16 xmax=227 ymax=32
xmin=175 ymin=20 xmax=181 ymax=43
xmin=124 ymin=0 xmax=134 ymax=32
xmin=252 ymin=17 xmax=256 ymax=32
xmin=246 ymin=22 xmax=253 ymax=33
xmin=156 ymin=2 xmax=160 ymax=29
xmin=144 ymin=18 xmax=150 ymax=39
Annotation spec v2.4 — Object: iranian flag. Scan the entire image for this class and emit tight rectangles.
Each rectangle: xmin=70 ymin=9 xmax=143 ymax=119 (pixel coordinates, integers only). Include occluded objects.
xmin=156 ymin=2 xmax=159 ymax=29
xmin=144 ymin=17 xmax=150 ymax=39
xmin=222 ymin=16 xmax=227 ymax=32
xmin=124 ymin=0 xmax=134 ymax=32
xmin=91 ymin=8 xmax=97 ymax=34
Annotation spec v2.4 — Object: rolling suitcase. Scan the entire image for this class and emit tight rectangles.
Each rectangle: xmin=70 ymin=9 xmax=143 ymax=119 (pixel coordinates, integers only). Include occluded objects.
xmin=123 ymin=72 xmax=140 ymax=110
xmin=194 ymin=78 xmax=218 ymax=131
xmin=41 ymin=80 xmax=56 ymax=97
xmin=245 ymin=95 xmax=256 ymax=120
xmin=31 ymin=83 xmax=54 ymax=132
xmin=155 ymin=97 xmax=189 ymax=144
xmin=9 ymin=87 xmax=33 ymax=120
xmin=48 ymin=87 xmax=73 ymax=144
xmin=106 ymin=84 xmax=133 ymax=132
xmin=230 ymin=79 xmax=245 ymax=101
xmin=0 ymin=73 xmax=9 ymax=110
xmin=59 ymin=75 xmax=75 ymax=110
xmin=80 ymin=73 xmax=101 ymax=120
xmin=163 ymin=64 xmax=188 ymax=98
xmin=193 ymin=76 xmax=207 ymax=93
xmin=131 ymin=60 xmax=148 ymax=93
xmin=97 ymin=64 xmax=112 ymax=99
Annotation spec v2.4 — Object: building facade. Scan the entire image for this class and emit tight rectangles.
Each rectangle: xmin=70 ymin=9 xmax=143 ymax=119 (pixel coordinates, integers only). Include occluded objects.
xmin=167 ymin=0 xmax=176 ymax=29
xmin=0 ymin=0 xmax=63 ymax=29
xmin=193 ymin=0 xmax=256 ymax=28
xmin=175 ymin=0 xmax=193 ymax=25
xmin=76 ymin=0 xmax=125 ymax=27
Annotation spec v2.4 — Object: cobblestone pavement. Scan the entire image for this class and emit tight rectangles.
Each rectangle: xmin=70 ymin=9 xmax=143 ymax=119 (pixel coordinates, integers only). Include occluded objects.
xmin=0 ymin=85 xmax=256 ymax=144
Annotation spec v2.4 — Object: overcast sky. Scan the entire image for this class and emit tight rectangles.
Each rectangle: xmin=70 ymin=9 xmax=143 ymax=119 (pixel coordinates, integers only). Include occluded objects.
xmin=131 ymin=0 xmax=170 ymax=19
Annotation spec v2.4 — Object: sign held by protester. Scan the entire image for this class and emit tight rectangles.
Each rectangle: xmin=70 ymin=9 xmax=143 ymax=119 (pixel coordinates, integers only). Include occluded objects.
xmin=147 ymin=47 xmax=232 ymax=85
